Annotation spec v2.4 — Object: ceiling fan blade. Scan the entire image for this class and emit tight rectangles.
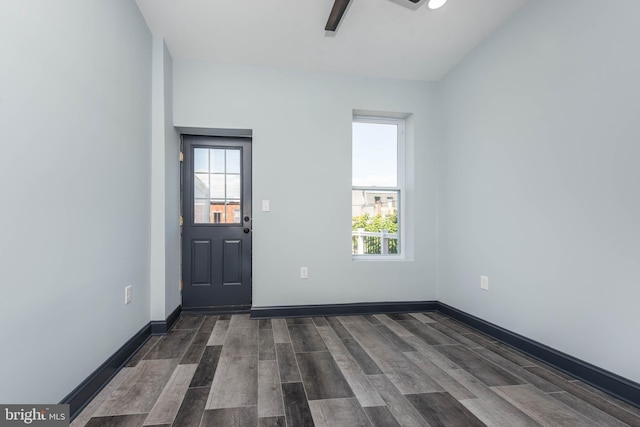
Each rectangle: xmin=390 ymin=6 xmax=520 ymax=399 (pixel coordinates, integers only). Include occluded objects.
xmin=325 ymin=0 xmax=352 ymax=32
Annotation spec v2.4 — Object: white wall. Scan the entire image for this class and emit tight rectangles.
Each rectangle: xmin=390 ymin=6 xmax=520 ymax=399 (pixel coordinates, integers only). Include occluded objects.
xmin=163 ymin=45 xmax=182 ymax=318
xmin=438 ymin=0 xmax=640 ymax=382
xmin=150 ymin=38 xmax=181 ymax=320
xmin=0 ymin=0 xmax=153 ymax=402
xmin=174 ymin=63 xmax=440 ymax=306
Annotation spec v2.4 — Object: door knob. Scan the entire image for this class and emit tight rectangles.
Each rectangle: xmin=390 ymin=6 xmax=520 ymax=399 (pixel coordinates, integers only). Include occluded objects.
xmin=244 ymin=216 xmax=250 ymax=222
xmin=243 ymin=228 xmax=250 ymax=233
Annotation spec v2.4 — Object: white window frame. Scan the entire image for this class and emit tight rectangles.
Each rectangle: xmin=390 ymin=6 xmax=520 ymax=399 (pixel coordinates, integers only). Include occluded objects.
xmin=352 ymin=116 xmax=405 ymax=260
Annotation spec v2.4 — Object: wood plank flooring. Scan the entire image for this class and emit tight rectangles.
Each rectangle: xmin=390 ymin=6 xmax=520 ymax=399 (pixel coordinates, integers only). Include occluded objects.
xmin=73 ymin=313 xmax=640 ymax=427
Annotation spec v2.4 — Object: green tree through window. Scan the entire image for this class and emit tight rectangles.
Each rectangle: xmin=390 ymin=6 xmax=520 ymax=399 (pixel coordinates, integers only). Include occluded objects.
xmin=352 ymin=212 xmax=398 ymax=254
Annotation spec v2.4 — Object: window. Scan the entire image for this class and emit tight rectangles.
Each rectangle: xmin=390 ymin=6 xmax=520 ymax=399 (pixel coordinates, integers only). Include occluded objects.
xmin=193 ymin=148 xmax=242 ymax=224
xmin=352 ymin=117 xmax=403 ymax=257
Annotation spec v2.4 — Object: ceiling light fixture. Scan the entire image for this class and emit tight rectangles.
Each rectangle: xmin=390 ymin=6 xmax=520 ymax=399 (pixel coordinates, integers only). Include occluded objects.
xmin=428 ymin=0 xmax=448 ymax=9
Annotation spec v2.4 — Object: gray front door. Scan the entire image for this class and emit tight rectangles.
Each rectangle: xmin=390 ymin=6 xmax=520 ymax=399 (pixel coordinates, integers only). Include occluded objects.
xmin=181 ymin=135 xmax=252 ymax=309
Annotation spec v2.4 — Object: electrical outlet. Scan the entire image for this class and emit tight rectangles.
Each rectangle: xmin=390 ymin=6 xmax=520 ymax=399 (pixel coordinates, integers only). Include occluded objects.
xmin=125 ymin=285 xmax=132 ymax=304
xmin=480 ymin=276 xmax=489 ymax=291
xmin=300 ymin=267 xmax=308 ymax=279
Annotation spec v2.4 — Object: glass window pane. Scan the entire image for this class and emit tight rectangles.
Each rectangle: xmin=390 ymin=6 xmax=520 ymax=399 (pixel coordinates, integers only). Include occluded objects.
xmin=226 ymin=150 xmax=240 ymax=174
xmin=210 ymin=202 xmax=224 ymax=223
xmin=194 ymin=173 xmax=209 ymax=199
xmin=193 ymin=148 xmax=244 ymax=226
xmin=226 ymin=174 xmax=241 ymax=200
xmin=194 ymin=149 xmax=209 ymax=173
xmin=225 ymin=201 xmax=241 ymax=224
xmin=210 ymin=174 xmax=225 ymax=199
xmin=352 ymin=189 xmax=399 ymax=255
xmin=211 ymin=149 xmax=225 ymax=173
xmin=352 ymin=122 xmax=397 ymax=187
xmin=194 ymin=199 xmax=209 ymax=223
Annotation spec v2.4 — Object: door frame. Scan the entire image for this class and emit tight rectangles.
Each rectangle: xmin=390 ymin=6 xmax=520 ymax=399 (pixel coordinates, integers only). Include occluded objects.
xmin=179 ymin=130 xmax=253 ymax=311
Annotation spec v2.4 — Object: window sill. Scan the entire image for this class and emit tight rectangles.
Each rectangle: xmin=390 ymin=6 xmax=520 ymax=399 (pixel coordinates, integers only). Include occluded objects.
xmin=352 ymin=255 xmax=411 ymax=262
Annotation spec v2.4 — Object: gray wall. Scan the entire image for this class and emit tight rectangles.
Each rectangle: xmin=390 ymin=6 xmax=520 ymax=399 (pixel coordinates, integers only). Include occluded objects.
xmin=163 ymin=43 xmax=182 ymax=318
xmin=438 ymin=0 xmax=640 ymax=383
xmin=173 ymin=63 xmax=441 ymax=307
xmin=150 ymin=37 xmax=181 ymax=321
xmin=0 ymin=1 xmax=153 ymax=402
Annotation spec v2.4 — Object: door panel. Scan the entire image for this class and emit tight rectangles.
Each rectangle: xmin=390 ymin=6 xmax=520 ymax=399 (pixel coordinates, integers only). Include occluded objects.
xmin=222 ymin=239 xmax=242 ymax=285
xmin=182 ymin=135 xmax=252 ymax=309
xmin=192 ymin=240 xmax=212 ymax=286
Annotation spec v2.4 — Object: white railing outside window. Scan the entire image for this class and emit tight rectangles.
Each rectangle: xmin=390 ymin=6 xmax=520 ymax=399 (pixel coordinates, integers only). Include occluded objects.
xmin=352 ymin=228 xmax=399 ymax=255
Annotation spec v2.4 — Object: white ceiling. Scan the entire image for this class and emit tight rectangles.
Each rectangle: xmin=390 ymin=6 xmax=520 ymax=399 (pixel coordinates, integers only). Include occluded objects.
xmin=135 ymin=0 xmax=528 ymax=82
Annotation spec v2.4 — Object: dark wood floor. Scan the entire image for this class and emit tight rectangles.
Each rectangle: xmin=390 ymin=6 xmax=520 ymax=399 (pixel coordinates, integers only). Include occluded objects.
xmin=72 ymin=312 xmax=640 ymax=427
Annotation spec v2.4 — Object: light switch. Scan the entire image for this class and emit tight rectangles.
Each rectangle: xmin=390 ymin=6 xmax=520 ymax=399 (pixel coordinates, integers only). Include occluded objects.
xmin=262 ymin=200 xmax=270 ymax=212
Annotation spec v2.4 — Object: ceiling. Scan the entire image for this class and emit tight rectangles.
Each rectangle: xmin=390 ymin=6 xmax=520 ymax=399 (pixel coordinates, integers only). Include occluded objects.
xmin=135 ymin=0 xmax=528 ymax=82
